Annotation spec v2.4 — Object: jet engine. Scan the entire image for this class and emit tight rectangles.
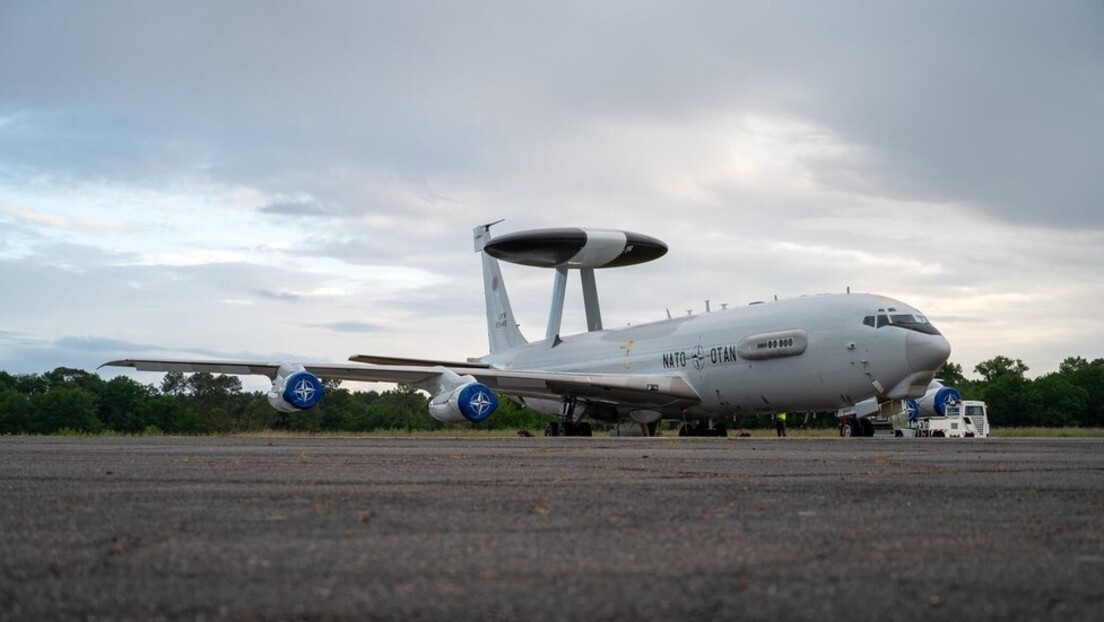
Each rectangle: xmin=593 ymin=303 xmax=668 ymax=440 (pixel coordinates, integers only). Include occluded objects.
xmin=267 ymin=364 xmax=325 ymax=413
xmin=428 ymin=380 xmax=499 ymax=423
xmin=906 ymin=381 xmax=962 ymax=421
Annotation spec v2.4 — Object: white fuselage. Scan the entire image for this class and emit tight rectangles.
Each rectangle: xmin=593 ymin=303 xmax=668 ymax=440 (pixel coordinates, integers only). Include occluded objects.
xmin=483 ymin=293 xmax=948 ymax=419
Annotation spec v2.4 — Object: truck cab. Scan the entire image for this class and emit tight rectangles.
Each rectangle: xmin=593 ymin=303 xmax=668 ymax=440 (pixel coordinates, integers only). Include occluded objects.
xmin=942 ymin=400 xmax=990 ymax=437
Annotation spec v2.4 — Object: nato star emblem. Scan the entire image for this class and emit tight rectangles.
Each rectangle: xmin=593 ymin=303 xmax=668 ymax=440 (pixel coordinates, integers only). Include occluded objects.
xmin=293 ymin=378 xmax=317 ymax=403
xmin=469 ymin=391 xmax=493 ymax=417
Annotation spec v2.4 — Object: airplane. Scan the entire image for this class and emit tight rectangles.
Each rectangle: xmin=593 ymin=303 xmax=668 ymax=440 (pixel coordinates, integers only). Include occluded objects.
xmin=102 ymin=222 xmax=952 ymax=436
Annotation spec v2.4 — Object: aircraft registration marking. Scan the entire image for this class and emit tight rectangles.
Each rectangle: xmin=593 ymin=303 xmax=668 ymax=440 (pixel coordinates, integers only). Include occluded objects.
xmin=662 ymin=344 xmax=739 ymax=370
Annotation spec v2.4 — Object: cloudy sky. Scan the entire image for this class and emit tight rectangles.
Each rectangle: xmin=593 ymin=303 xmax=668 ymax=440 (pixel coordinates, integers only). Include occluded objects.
xmin=1 ymin=0 xmax=1101 ymax=387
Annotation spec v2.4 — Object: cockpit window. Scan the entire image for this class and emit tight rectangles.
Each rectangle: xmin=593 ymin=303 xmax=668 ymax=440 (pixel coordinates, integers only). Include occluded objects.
xmin=863 ymin=311 xmax=941 ymax=334
xmin=891 ymin=314 xmax=929 ymax=325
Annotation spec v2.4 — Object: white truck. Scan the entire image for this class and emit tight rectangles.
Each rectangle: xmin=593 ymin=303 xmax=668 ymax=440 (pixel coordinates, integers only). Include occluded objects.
xmin=928 ymin=399 xmax=989 ymax=437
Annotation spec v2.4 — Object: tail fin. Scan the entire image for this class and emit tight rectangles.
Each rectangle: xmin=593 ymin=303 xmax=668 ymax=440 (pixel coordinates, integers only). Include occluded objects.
xmin=474 ymin=222 xmax=527 ymax=353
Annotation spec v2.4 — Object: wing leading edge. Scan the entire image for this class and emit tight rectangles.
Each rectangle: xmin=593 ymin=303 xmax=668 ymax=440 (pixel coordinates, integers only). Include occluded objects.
xmin=101 ymin=359 xmax=701 ymax=410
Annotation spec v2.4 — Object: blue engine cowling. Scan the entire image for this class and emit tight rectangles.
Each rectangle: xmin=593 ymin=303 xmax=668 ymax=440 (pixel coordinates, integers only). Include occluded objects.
xmin=428 ymin=381 xmax=498 ymax=423
xmin=267 ymin=364 xmax=325 ymax=413
xmin=906 ymin=400 xmax=920 ymax=421
xmin=908 ymin=383 xmax=962 ymax=421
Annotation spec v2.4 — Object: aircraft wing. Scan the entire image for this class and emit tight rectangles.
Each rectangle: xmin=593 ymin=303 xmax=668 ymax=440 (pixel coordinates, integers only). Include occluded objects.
xmin=101 ymin=359 xmax=700 ymax=409
xmin=102 ymin=359 xmax=449 ymax=385
xmin=465 ymin=368 xmax=700 ymax=408
xmin=348 ymin=354 xmax=491 ymax=368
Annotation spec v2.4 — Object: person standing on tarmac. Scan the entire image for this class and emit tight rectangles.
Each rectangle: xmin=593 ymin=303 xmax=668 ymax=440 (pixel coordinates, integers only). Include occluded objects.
xmin=775 ymin=411 xmax=788 ymax=437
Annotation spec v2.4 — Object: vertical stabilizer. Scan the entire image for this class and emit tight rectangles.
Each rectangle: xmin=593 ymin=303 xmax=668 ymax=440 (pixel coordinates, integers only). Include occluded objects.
xmin=474 ymin=222 xmax=527 ymax=353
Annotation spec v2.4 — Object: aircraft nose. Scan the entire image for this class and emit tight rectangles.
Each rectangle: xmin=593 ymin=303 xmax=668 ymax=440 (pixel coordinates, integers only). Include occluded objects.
xmin=907 ymin=330 xmax=951 ymax=373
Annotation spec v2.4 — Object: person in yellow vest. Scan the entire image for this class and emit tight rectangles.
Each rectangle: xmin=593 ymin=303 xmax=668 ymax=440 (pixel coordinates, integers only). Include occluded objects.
xmin=775 ymin=411 xmax=788 ymax=437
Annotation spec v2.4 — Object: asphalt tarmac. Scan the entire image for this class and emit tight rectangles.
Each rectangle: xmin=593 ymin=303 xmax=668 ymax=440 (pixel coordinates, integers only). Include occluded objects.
xmin=1 ymin=436 xmax=1101 ymax=621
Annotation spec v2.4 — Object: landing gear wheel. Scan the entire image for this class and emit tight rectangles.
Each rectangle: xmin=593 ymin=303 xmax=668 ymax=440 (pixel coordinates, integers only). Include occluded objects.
xmin=840 ymin=419 xmax=858 ymax=437
xmin=544 ymin=422 xmax=561 ymax=437
xmin=678 ymin=422 xmax=727 ymax=437
xmin=860 ymin=418 xmax=875 ymax=437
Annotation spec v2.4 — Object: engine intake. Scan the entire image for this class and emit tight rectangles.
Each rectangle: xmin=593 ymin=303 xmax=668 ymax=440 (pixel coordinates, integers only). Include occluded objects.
xmin=428 ymin=381 xmax=498 ymax=423
xmin=267 ymin=364 xmax=325 ymax=412
xmin=907 ymin=383 xmax=962 ymax=421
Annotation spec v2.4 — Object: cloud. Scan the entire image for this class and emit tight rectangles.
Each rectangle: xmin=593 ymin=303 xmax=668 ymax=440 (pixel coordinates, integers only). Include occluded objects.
xmin=0 ymin=0 xmax=1100 ymax=381
xmin=255 ymin=289 xmax=303 ymax=303
xmin=0 ymin=202 xmax=131 ymax=233
xmin=314 ymin=322 xmax=382 ymax=334
xmin=258 ymin=201 xmax=329 ymax=217
xmin=3 ymin=2 xmax=1097 ymax=229
xmin=54 ymin=336 xmax=164 ymax=352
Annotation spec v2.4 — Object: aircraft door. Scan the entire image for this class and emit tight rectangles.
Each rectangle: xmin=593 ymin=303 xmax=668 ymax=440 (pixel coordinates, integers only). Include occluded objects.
xmin=850 ymin=316 xmax=886 ymax=398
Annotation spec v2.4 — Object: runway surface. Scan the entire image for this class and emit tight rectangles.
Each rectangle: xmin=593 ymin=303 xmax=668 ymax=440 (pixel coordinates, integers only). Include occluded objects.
xmin=1 ymin=436 xmax=1102 ymax=621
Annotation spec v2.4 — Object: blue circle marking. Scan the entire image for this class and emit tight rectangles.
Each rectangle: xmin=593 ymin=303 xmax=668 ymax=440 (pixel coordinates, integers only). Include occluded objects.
xmin=458 ymin=383 xmax=498 ymax=422
xmin=933 ymin=387 xmax=962 ymax=416
xmin=906 ymin=400 xmax=920 ymax=421
xmin=283 ymin=372 xmax=324 ymax=410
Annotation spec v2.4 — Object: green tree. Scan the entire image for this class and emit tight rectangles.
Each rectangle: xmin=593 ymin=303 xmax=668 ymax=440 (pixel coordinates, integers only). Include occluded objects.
xmin=136 ymin=395 xmax=203 ymax=434
xmin=99 ymin=376 xmax=156 ymax=433
xmin=475 ymin=396 xmax=549 ymax=430
xmin=355 ymin=385 xmax=435 ymax=431
xmin=45 ymin=367 xmax=105 ymax=394
xmin=236 ymin=394 xmax=278 ymax=431
xmin=12 ymin=373 xmax=50 ymax=396
xmin=975 ymin=356 xmax=1034 ymax=427
xmin=936 ymin=362 xmax=971 ymax=394
xmin=0 ymin=390 xmax=32 ymax=434
xmin=31 ymin=386 xmax=101 ymax=434
xmin=1031 ymin=373 xmax=1088 ymax=427
xmin=315 ymin=381 xmax=361 ymax=431
xmin=975 ymin=356 xmax=1029 ymax=383
xmin=1057 ymin=357 xmax=1104 ymax=427
xmin=161 ymin=371 xmax=188 ymax=396
xmin=179 ymin=372 xmax=247 ymax=432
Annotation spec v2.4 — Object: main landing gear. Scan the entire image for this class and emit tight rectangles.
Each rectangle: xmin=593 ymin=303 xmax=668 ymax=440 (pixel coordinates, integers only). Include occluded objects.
xmin=677 ymin=420 xmax=728 ymax=437
xmin=544 ymin=396 xmax=593 ymax=437
xmin=544 ymin=421 xmax=593 ymax=437
xmin=839 ymin=417 xmax=875 ymax=437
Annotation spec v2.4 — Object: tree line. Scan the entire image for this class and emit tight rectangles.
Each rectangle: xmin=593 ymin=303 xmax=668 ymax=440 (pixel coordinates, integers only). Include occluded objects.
xmin=0 ymin=355 xmax=1101 ymax=435
xmin=0 ymin=368 xmax=548 ymax=435
xmin=935 ymin=356 xmax=1104 ymax=428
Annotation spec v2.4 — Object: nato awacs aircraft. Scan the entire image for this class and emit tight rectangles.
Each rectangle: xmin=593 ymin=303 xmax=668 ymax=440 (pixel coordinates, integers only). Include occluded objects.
xmin=103 ymin=222 xmax=952 ymax=436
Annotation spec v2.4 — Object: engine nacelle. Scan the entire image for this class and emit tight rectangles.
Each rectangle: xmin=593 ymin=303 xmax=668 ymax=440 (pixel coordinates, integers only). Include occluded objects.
xmin=428 ymin=381 xmax=498 ymax=423
xmin=267 ymin=364 xmax=325 ymax=413
xmin=906 ymin=381 xmax=962 ymax=421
